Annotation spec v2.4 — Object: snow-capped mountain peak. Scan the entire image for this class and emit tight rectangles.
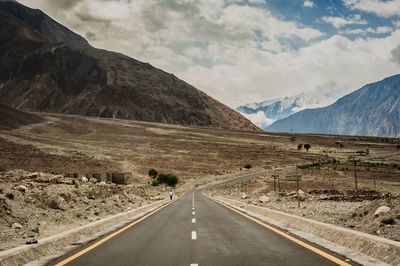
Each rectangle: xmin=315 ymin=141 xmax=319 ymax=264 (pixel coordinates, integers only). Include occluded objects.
xmin=237 ymin=85 xmax=352 ymax=130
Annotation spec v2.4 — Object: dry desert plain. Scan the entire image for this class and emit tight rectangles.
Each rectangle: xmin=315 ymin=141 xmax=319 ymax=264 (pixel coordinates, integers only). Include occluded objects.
xmin=0 ymin=112 xmax=399 ymax=250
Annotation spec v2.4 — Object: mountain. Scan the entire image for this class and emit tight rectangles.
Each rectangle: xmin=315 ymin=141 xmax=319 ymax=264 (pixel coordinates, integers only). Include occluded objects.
xmin=0 ymin=104 xmax=43 ymax=130
xmin=237 ymin=85 xmax=350 ymax=129
xmin=0 ymin=1 xmax=259 ymax=132
xmin=0 ymin=1 xmax=89 ymax=48
xmin=266 ymin=75 xmax=400 ymax=137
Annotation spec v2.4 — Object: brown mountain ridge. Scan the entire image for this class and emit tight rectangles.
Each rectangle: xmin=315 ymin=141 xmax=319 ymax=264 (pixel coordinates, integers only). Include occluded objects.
xmin=0 ymin=1 xmax=259 ymax=132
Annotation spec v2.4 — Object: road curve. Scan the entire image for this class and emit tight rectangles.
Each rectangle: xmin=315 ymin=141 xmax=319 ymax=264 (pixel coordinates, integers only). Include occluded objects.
xmin=51 ymin=191 xmax=354 ymax=266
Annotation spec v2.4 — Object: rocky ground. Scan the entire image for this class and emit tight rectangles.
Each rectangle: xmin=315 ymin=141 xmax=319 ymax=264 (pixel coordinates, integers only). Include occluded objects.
xmin=216 ymin=187 xmax=400 ymax=241
xmin=0 ymin=170 xmax=167 ymax=251
xmin=0 ymin=112 xmax=399 ymax=252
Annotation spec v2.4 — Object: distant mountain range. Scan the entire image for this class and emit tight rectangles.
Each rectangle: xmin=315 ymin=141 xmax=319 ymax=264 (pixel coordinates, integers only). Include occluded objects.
xmin=237 ymin=85 xmax=350 ymax=129
xmin=0 ymin=1 xmax=259 ymax=132
xmin=267 ymin=74 xmax=400 ymax=137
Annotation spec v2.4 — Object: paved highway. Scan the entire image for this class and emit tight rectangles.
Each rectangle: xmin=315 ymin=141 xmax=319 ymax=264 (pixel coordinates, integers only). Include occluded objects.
xmin=52 ymin=191 xmax=353 ymax=266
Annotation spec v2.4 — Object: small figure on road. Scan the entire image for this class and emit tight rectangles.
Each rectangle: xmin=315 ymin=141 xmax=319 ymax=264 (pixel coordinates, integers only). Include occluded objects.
xmin=169 ymin=191 xmax=173 ymax=200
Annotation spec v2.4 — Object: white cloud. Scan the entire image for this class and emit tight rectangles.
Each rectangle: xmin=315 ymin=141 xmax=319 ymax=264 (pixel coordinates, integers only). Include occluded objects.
xmin=339 ymin=26 xmax=393 ymax=35
xmin=304 ymin=0 xmax=315 ymax=8
xmin=391 ymin=44 xmax=400 ymax=64
xmin=344 ymin=0 xmax=400 ymax=18
xmin=247 ymin=0 xmax=266 ymax=3
xmin=321 ymin=14 xmax=367 ymax=28
xmin=15 ymin=0 xmax=400 ymax=108
xmin=240 ymin=111 xmax=275 ymax=128
xmin=181 ymin=31 xmax=400 ymax=106
xmin=375 ymin=26 xmax=394 ymax=33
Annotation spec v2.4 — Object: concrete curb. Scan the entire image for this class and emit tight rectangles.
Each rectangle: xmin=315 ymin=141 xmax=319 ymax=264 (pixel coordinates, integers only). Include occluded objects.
xmin=0 ymin=198 xmax=177 ymax=266
xmin=207 ymin=194 xmax=399 ymax=266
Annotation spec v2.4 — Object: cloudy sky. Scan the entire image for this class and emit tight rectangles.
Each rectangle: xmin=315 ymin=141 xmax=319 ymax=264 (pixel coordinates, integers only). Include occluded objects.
xmin=17 ymin=0 xmax=400 ymax=107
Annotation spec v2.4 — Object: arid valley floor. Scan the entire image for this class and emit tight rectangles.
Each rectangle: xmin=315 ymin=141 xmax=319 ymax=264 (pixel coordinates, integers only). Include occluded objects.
xmin=0 ymin=112 xmax=399 ymax=251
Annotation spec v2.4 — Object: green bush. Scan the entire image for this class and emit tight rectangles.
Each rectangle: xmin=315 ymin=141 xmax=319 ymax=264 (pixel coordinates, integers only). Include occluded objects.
xmin=151 ymin=179 xmax=160 ymax=186
xmin=304 ymin=144 xmax=311 ymax=151
xmin=157 ymin=173 xmax=179 ymax=187
xmin=148 ymin=168 xmax=158 ymax=179
xmin=297 ymin=144 xmax=303 ymax=150
xmin=243 ymin=163 xmax=252 ymax=169
xmin=166 ymin=174 xmax=179 ymax=187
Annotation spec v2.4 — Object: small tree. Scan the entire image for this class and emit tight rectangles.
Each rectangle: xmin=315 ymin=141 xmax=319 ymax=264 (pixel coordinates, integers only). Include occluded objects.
xmin=157 ymin=173 xmax=169 ymax=184
xmin=157 ymin=173 xmax=179 ymax=187
xmin=304 ymin=144 xmax=311 ymax=151
xmin=290 ymin=136 xmax=296 ymax=143
xmin=148 ymin=168 xmax=158 ymax=179
xmin=297 ymin=144 xmax=303 ymax=150
xmin=166 ymin=174 xmax=179 ymax=187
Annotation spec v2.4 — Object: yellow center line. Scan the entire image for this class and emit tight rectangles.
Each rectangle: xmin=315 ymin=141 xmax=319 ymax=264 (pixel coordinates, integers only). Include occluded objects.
xmin=211 ymin=197 xmax=351 ymax=266
xmin=55 ymin=200 xmax=175 ymax=266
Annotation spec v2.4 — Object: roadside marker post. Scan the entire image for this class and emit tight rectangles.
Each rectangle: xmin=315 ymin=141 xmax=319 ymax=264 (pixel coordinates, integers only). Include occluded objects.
xmin=349 ymin=156 xmax=361 ymax=191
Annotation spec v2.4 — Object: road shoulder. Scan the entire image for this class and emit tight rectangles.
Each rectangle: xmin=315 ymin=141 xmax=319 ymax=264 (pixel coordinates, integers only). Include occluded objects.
xmin=205 ymin=193 xmax=396 ymax=266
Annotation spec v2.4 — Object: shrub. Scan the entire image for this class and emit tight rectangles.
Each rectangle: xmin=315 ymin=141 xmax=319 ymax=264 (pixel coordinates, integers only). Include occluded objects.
xmin=148 ymin=168 xmax=158 ymax=179
xmin=243 ymin=163 xmax=252 ymax=169
xmin=151 ymin=179 xmax=160 ymax=186
xmin=297 ymin=144 xmax=303 ymax=150
xmin=304 ymin=144 xmax=311 ymax=151
xmin=157 ymin=173 xmax=169 ymax=184
xmin=166 ymin=174 xmax=179 ymax=187
xmin=157 ymin=173 xmax=179 ymax=187
xmin=381 ymin=217 xmax=396 ymax=225
xmin=356 ymin=150 xmax=368 ymax=156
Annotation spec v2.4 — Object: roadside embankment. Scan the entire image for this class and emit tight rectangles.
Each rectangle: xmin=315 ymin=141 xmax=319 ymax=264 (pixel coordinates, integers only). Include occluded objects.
xmin=207 ymin=194 xmax=400 ymax=266
xmin=0 ymin=198 xmax=174 ymax=266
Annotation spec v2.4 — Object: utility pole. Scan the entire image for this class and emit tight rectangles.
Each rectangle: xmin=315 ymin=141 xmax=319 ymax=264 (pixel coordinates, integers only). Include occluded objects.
xmin=349 ymin=156 xmax=361 ymax=191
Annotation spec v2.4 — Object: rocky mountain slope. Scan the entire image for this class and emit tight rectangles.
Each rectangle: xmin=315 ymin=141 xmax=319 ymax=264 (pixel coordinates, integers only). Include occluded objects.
xmin=267 ymin=75 xmax=400 ymax=137
xmin=237 ymin=86 xmax=350 ymax=129
xmin=0 ymin=1 xmax=258 ymax=132
xmin=0 ymin=104 xmax=43 ymax=130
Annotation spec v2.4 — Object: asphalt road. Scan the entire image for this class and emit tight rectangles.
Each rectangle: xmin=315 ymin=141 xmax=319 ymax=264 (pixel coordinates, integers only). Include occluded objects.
xmin=52 ymin=191 xmax=351 ymax=266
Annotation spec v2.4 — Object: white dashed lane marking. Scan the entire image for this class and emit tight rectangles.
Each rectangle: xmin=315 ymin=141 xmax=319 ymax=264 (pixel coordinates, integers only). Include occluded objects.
xmin=190 ymin=264 xmax=198 ymax=266
xmin=192 ymin=218 xmax=196 ymax=223
xmin=191 ymin=231 xmax=197 ymax=240
xmin=192 ymin=211 xmax=195 ymax=215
